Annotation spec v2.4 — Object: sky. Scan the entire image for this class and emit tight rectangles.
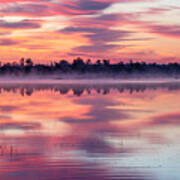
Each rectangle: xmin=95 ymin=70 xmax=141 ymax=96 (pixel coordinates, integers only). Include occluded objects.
xmin=0 ymin=0 xmax=180 ymax=63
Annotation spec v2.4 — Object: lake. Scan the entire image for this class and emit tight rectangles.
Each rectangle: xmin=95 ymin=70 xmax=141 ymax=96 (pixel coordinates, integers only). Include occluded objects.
xmin=0 ymin=81 xmax=180 ymax=180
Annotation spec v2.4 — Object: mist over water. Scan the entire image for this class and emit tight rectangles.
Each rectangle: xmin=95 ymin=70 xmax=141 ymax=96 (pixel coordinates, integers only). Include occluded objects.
xmin=0 ymin=81 xmax=180 ymax=180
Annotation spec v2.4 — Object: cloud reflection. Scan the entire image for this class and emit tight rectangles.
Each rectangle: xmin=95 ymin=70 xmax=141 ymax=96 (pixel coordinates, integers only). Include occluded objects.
xmin=0 ymin=83 xmax=180 ymax=180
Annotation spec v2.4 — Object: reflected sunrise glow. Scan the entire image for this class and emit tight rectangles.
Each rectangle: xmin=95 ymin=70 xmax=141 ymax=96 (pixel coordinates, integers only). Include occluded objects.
xmin=0 ymin=83 xmax=180 ymax=179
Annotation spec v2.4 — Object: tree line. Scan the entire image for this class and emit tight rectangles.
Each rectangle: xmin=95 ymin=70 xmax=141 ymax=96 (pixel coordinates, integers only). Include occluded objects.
xmin=0 ymin=57 xmax=180 ymax=78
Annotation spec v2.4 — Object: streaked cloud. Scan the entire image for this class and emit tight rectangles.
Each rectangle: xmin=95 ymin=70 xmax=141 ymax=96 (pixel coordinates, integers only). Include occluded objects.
xmin=0 ymin=0 xmax=179 ymax=62
xmin=147 ymin=24 xmax=180 ymax=38
xmin=0 ymin=20 xmax=41 ymax=29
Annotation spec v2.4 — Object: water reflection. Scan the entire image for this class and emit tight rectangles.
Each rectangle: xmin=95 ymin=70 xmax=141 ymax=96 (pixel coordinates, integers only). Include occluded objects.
xmin=0 ymin=81 xmax=180 ymax=96
xmin=0 ymin=82 xmax=180 ymax=180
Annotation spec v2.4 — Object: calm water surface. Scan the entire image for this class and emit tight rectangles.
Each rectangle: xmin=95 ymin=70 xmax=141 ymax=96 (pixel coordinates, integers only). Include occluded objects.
xmin=0 ymin=82 xmax=180 ymax=180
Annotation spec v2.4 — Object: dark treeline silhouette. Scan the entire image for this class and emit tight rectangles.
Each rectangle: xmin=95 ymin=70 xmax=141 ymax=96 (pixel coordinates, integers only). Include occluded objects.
xmin=1 ymin=57 xmax=180 ymax=78
xmin=0 ymin=82 xmax=180 ymax=96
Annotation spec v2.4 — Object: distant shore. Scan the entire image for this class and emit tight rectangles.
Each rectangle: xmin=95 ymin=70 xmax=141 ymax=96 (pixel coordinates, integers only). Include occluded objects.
xmin=1 ymin=58 xmax=180 ymax=82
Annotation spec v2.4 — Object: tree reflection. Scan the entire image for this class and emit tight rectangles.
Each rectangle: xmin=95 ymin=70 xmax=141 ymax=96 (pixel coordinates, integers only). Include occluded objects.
xmin=0 ymin=83 xmax=180 ymax=96
xmin=0 ymin=82 xmax=180 ymax=96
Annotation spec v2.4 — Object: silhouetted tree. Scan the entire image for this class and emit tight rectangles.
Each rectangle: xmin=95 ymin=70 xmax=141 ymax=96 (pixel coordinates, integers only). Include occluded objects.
xmin=103 ymin=59 xmax=110 ymax=66
xmin=20 ymin=58 xmax=25 ymax=67
xmin=26 ymin=58 xmax=33 ymax=67
xmin=25 ymin=58 xmax=33 ymax=73
xmin=72 ymin=57 xmax=85 ymax=72
xmin=59 ymin=60 xmax=70 ymax=72
xmin=96 ymin=60 xmax=101 ymax=66
xmin=0 ymin=57 xmax=179 ymax=78
xmin=86 ymin=59 xmax=92 ymax=65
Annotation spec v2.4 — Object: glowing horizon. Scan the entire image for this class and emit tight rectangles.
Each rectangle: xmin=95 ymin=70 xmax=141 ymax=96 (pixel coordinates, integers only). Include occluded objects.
xmin=0 ymin=0 xmax=180 ymax=63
